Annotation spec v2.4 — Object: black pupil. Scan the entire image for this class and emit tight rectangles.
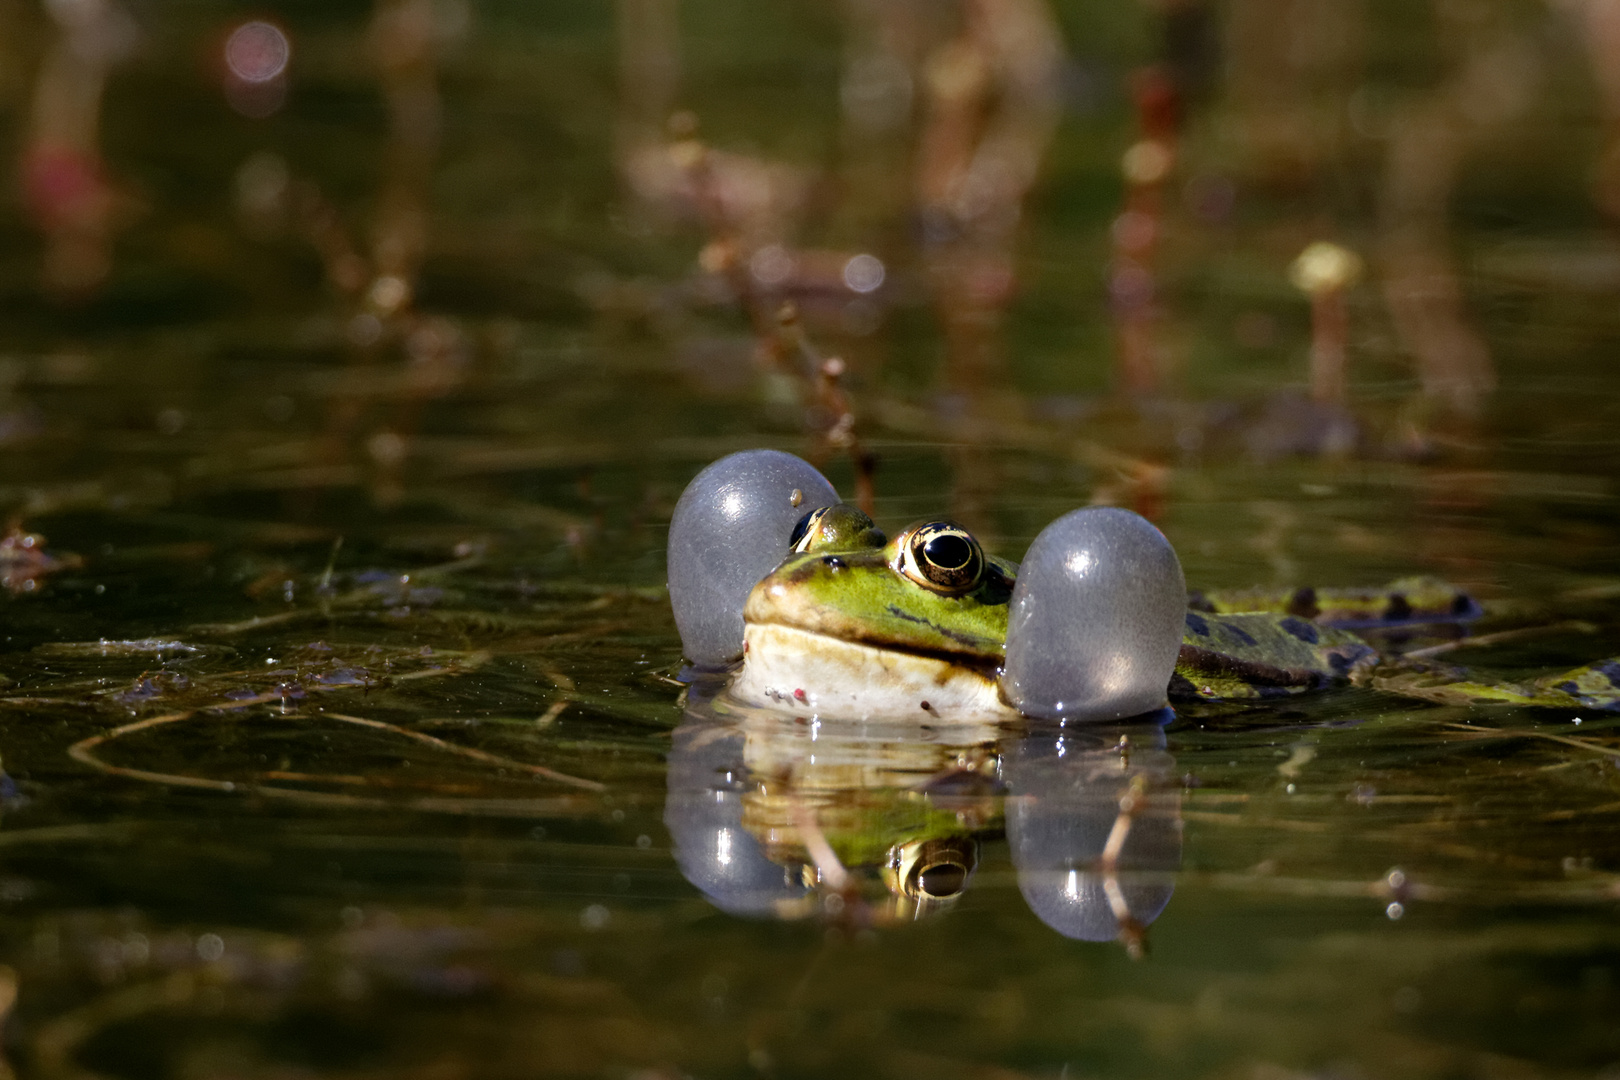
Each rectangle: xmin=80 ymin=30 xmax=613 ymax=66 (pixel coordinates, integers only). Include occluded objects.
xmin=922 ymin=533 xmax=973 ymax=570
xmin=788 ymin=509 xmax=819 ymax=549
xmin=917 ymin=862 xmax=967 ymax=898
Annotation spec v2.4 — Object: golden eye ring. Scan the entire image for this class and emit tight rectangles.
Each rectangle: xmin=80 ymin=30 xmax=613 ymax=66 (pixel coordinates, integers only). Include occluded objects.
xmin=897 ymin=521 xmax=984 ymax=595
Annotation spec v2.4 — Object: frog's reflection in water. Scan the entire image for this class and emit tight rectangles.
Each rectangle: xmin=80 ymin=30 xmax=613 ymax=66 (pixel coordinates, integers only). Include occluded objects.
xmin=1003 ymin=722 xmax=1180 ymax=952
xmin=664 ymin=682 xmax=1182 ymax=948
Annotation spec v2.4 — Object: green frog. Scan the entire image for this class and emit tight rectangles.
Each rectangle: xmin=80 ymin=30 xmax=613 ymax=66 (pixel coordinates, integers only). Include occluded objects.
xmin=727 ymin=503 xmax=1620 ymax=723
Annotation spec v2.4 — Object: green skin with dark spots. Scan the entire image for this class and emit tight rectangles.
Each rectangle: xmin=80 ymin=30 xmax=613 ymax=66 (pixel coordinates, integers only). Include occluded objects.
xmin=749 ymin=504 xmax=1620 ymax=713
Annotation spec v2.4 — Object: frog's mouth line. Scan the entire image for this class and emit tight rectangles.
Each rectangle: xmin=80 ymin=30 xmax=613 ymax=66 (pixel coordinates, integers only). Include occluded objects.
xmin=744 ymin=618 xmax=1005 ymax=680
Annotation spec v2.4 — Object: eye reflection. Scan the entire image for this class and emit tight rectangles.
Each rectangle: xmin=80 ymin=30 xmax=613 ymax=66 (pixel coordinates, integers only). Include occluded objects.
xmin=914 ymin=860 xmax=968 ymax=898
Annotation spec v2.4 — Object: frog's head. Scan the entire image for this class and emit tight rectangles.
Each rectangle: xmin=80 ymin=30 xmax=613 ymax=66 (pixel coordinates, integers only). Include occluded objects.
xmin=730 ymin=501 xmax=1186 ymax=723
xmin=745 ymin=505 xmax=1016 ymax=674
xmin=669 ymin=451 xmax=1187 ymax=723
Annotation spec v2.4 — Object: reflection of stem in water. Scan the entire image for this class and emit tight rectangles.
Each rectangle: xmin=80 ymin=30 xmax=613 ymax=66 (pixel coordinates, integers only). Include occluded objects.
xmin=288 ymin=0 xmax=464 ymax=509
xmin=0 ymin=963 xmax=15 ymax=1080
xmin=1565 ymin=0 xmax=1620 ymax=219
xmin=24 ymin=0 xmax=138 ymax=297
xmin=367 ymin=0 xmax=443 ymax=302
xmin=1378 ymin=17 xmax=1544 ymax=420
xmin=918 ymin=0 xmax=1063 ymax=392
xmin=1110 ymin=68 xmax=1178 ymax=395
xmin=788 ymin=798 xmax=850 ymax=892
xmin=1097 ymin=774 xmax=1150 ymax=959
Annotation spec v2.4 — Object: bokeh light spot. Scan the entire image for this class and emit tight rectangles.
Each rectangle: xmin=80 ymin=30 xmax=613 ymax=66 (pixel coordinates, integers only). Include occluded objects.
xmin=226 ymin=22 xmax=290 ymax=83
xmin=843 ymin=253 xmax=885 ymax=294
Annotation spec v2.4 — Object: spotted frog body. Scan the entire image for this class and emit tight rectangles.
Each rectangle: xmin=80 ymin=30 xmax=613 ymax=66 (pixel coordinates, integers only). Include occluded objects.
xmin=729 ymin=503 xmax=1620 ymax=721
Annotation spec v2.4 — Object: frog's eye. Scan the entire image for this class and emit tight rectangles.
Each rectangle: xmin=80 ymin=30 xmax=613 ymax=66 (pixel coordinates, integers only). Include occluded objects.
xmin=898 ymin=522 xmax=984 ymax=595
xmin=788 ymin=507 xmax=832 ymax=553
xmin=913 ymin=859 xmax=969 ymax=898
xmin=882 ymin=836 xmax=980 ymax=902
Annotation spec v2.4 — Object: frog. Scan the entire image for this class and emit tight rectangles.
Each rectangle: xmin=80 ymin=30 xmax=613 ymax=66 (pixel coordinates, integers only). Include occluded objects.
xmin=666 ymin=450 xmax=1620 ymax=725
xmin=722 ymin=501 xmax=1620 ymax=722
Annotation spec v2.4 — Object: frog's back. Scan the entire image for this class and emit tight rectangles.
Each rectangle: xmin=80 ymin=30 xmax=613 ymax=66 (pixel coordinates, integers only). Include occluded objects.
xmin=1189 ymin=576 xmax=1481 ymax=629
xmin=1172 ymin=611 xmax=1377 ymax=702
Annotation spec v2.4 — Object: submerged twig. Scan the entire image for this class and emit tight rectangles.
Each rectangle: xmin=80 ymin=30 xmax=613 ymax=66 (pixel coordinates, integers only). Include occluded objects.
xmin=69 ymin=712 xmax=238 ymax=792
xmin=322 ymin=712 xmax=603 ymax=791
xmin=1098 ymin=774 xmax=1150 ymax=959
xmin=1441 ymin=721 xmax=1620 ymax=760
xmin=1403 ymin=620 xmax=1597 ymax=660
xmin=67 ymin=692 xmax=605 ymax=809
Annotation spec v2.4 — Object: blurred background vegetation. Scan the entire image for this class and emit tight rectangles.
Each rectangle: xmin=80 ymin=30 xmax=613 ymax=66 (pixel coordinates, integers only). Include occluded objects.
xmin=1 ymin=0 xmax=1616 ymax=485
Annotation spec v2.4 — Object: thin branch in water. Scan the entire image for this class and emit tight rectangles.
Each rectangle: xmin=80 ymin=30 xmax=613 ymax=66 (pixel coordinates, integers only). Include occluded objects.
xmin=1441 ymin=721 xmax=1620 ymax=760
xmin=1403 ymin=619 xmax=1597 ymax=660
xmin=69 ymin=711 xmax=239 ymax=792
xmin=321 ymin=711 xmax=603 ymax=791
xmin=69 ymin=697 xmax=604 ymax=802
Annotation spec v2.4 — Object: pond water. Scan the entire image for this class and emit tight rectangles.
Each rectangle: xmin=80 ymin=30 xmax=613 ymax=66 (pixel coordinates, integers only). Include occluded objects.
xmin=1 ymin=2 xmax=1620 ymax=1077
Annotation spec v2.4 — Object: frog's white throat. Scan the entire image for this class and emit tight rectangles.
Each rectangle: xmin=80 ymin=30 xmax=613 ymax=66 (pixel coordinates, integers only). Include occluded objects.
xmin=730 ymin=621 xmax=1018 ymax=723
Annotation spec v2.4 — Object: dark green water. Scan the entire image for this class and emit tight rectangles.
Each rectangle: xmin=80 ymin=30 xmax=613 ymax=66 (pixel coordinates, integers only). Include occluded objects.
xmin=1 ymin=2 xmax=1619 ymax=1077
